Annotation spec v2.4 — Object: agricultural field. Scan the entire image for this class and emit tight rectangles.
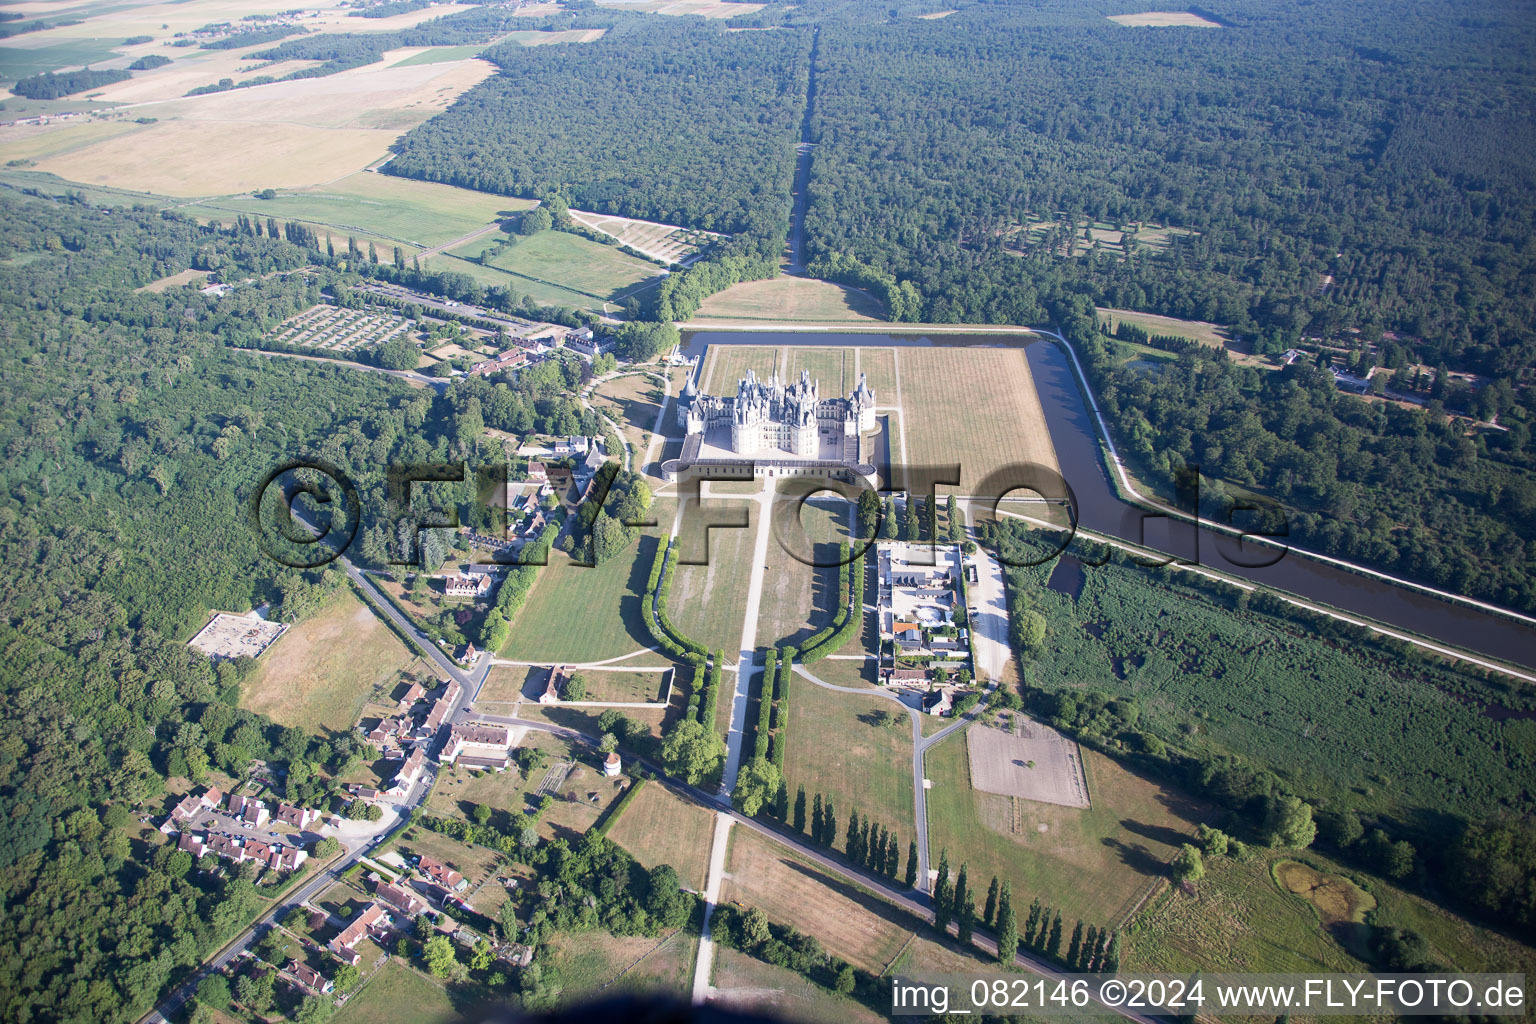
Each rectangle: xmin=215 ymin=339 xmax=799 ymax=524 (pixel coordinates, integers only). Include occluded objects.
xmin=606 ymin=781 xmax=715 ymax=890
xmin=186 ymin=171 xmax=529 ymax=248
xmin=923 ymin=726 xmax=1203 ymax=928
xmin=721 ymin=827 xmax=915 ymax=973
xmin=693 ymin=275 xmax=885 ymax=322
xmin=500 ymin=507 xmax=672 ymax=663
xmin=333 ymin=962 xmax=457 ymax=1024
xmin=239 ymin=590 xmax=419 ymax=735
xmin=567 ymin=208 xmax=721 ymax=265
xmin=711 ymin=948 xmax=887 ymax=1024
xmin=668 ymin=497 xmax=757 ymax=653
xmin=454 ymin=229 xmax=665 ymax=301
xmin=266 ymin=303 xmax=412 ymax=354
xmin=782 ymin=669 xmax=916 ymax=844
xmin=895 ymin=346 xmax=1060 ymax=493
xmin=8 ymin=53 xmax=493 ymax=195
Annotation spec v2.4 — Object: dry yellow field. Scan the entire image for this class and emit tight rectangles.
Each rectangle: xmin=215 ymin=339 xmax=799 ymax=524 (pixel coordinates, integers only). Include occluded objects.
xmin=694 ymin=275 xmax=885 ymax=322
xmin=15 ymin=55 xmax=493 ymax=196
xmin=722 ymin=827 xmax=915 ymax=973
xmin=895 ymin=346 xmax=1060 ymax=493
xmin=606 ymin=782 xmax=715 ymax=890
xmin=1107 ymin=10 xmax=1222 ymax=27
xmin=137 ymin=268 xmax=211 ymax=293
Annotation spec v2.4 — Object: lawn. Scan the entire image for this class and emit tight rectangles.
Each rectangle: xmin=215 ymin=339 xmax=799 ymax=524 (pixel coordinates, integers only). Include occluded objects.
xmin=454 ymin=228 xmax=665 ymax=301
xmin=240 ymin=590 xmax=419 ymax=735
xmin=784 ymin=346 xmax=848 ymax=394
xmin=334 ymin=962 xmax=458 ymax=1024
xmin=422 ymin=252 xmax=603 ymax=311
xmin=698 ymin=344 xmax=781 ymax=394
xmin=782 ymin=668 xmax=916 ymax=846
xmin=896 ymin=346 xmax=1061 ymax=494
xmin=668 ymin=497 xmax=756 ymax=653
xmin=711 ymin=948 xmax=887 ymax=1024
xmin=802 ymin=656 xmax=879 ymax=689
xmin=754 ymin=495 xmax=847 ymax=649
xmin=590 ymin=370 xmax=685 ymax=482
xmin=538 ymin=762 xmax=630 ymax=846
xmin=722 ymin=827 xmax=916 ymax=974
xmin=693 ymin=275 xmax=885 ymax=322
xmin=501 ymin=529 xmax=665 ymax=663
xmin=429 ymin=753 xmax=541 ymax=822
xmin=605 ymin=781 xmax=716 ymax=890
xmin=923 ymin=727 xmax=1204 ymax=929
xmin=1097 ymin=306 xmax=1231 ymax=349
xmin=186 ymin=171 xmax=530 ymax=247
xmin=850 ymin=347 xmax=897 ymax=399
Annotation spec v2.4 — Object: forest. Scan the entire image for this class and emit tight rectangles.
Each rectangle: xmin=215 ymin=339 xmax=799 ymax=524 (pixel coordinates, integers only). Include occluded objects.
xmin=11 ymin=68 xmax=130 ymax=98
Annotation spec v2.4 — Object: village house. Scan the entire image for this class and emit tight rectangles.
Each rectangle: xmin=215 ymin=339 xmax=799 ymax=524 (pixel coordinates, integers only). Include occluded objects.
xmin=276 ymin=802 xmax=321 ymax=830
xmin=444 ymin=572 xmax=493 ymax=599
xmin=467 ymin=348 xmax=527 ymax=378
xmin=527 ymin=461 xmax=548 ymax=485
xmin=396 ymin=681 xmax=426 ymax=712
xmin=375 ymin=880 xmax=427 ymax=917
xmin=328 ymin=903 xmax=393 ymax=965
xmin=177 ymin=831 xmax=206 ymax=858
xmin=441 ymin=723 xmax=513 ymax=769
xmin=228 ymin=794 xmax=270 ymax=828
xmin=540 ymin=666 xmax=572 ymax=704
xmin=160 ymin=786 xmax=226 ymax=833
xmin=289 ymin=961 xmax=333 ymax=995
xmin=388 ymin=748 xmax=427 ymax=797
xmin=417 ymin=855 xmax=467 ymax=892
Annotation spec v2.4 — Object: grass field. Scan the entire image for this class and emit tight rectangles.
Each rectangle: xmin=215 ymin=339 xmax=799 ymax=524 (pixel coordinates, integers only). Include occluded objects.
xmin=698 ymin=344 xmax=781 ymax=394
xmin=924 ymin=727 xmax=1204 ymax=928
xmin=240 ymin=591 xmax=419 ymax=735
xmin=186 ymin=171 xmax=529 ymax=247
xmin=849 ymin=346 xmax=897 ymax=399
xmin=1097 ymin=307 xmax=1231 ymax=348
xmin=694 ymin=275 xmax=885 ymax=322
xmin=590 ymin=370 xmax=682 ymax=481
xmin=712 ymin=948 xmax=886 ymax=1024
xmin=668 ymin=497 xmax=756 ymax=652
xmin=545 ymin=927 xmax=697 ymax=999
xmin=423 ymin=252 xmax=604 ymax=310
xmin=501 ymin=510 xmax=671 ymax=662
xmin=896 ymin=346 xmax=1060 ymax=493
xmin=137 ymin=268 xmax=210 ymax=293
xmin=606 ymin=781 xmax=715 ymax=890
xmin=784 ymin=347 xmax=848 ymax=394
xmin=1106 ymin=11 xmax=1222 ymax=27
xmin=334 ymin=962 xmax=457 ymax=1024
xmin=782 ymin=668 xmax=916 ymax=845
xmin=455 ymin=229 xmax=664 ymax=301
xmin=722 ymin=827 xmax=915 ymax=973
xmin=504 ymin=28 xmax=609 ymax=46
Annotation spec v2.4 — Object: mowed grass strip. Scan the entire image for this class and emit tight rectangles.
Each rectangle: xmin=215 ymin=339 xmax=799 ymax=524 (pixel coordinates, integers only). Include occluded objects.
xmin=785 ymin=346 xmax=846 ymax=394
xmin=896 ymin=346 xmax=1061 ymax=493
xmin=722 ymin=827 xmax=915 ymax=973
xmin=923 ymin=728 xmax=1203 ymax=928
xmin=240 ymin=591 xmax=418 ymax=735
xmin=455 ymin=229 xmax=665 ymax=300
xmin=334 ymin=962 xmax=456 ymax=1024
xmin=669 ymin=498 xmax=757 ymax=653
xmin=606 ymin=781 xmax=715 ymax=890
xmin=783 ymin=669 xmax=916 ymax=843
xmin=755 ymin=496 xmax=846 ymax=649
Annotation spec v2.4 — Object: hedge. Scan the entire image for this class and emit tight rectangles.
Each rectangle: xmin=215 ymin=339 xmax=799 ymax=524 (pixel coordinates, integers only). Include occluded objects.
xmin=800 ymin=547 xmax=865 ymax=663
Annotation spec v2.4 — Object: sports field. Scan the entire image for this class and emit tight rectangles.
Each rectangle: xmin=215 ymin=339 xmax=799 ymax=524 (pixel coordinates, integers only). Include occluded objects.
xmin=240 ymin=591 xmax=419 ymax=735
xmin=722 ymin=827 xmax=915 ymax=973
xmin=186 ymin=172 xmax=529 ymax=248
xmin=783 ymin=669 xmax=916 ymax=845
xmin=924 ymin=725 xmax=1203 ymax=928
xmin=455 ymin=229 xmax=665 ymax=301
xmin=606 ymin=782 xmax=715 ymax=890
xmin=895 ymin=346 xmax=1060 ymax=493
xmin=500 ymin=519 xmax=671 ymax=663
xmin=693 ymin=275 xmax=885 ymax=322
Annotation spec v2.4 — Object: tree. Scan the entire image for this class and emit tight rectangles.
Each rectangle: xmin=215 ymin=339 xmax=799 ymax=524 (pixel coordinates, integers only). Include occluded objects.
xmin=564 ymin=673 xmax=588 ymax=701
xmin=1066 ymin=921 xmax=1084 ymax=970
xmin=857 ymin=488 xmax=881 ymax=539
xmin=424 ymin=934 xmax=460 ymax=979
xmin=824 ymin=800 xmax=836 ymax=847
xmin=984 ymin=876 xmax=1000 ymax=927
xmin=197 ymin=975 xmax=231 ymax=1010
xmin=313 ymin=836 xmax=340 ymax=858
xmin=333 ymin=962 xmax=360 ymax=994
xmin=521 ymin=207 xmax=553 ymax=235
xmin=846 ymin=810 xmax=862 ymax=862
xmin=1262 ymin=795 xmax=1317 ymax=849
xmin=471 ymin=939 xmax=495 ymax=972
xmin=377 ymin=336 xmax=419 ymax=371
xmin=1046 ymin=913 xmax=1063 ymax=958
xmin=953 ymin=864 xmax=969 ymax=925
xmin=660 ymin=718 xmax=725 ymax=785
xmin=1195 ymin=824 xmax=1228 ymax=857
xmin=473 ymin=803 xmax=492 ymax=825
xmin=1025 ymin=896 xmax=1042 ymax=948
xmin=812 ymin=793 xmax=824 ymax=843
xmin=294 ymin=995 xmax=333 ymax=1024
xmin=905 ymin=841 xmax=919 ymax=888
xmin=835 ymin=963 xmax=856 ymax=995
xmin=734 ymin=757 xmax=780 ymax=817
xmin=957 ymin=888 xmax=976 ymax=943
xmin=599 ymin=732 xmax=619 ymax=755
xmin=1171 ymin=844 xmax=1205 ymax=883
xmin=933 ymin=850 xmax=952 ymax=930
xmin=793 ymin=785 xmax=807 ymax=833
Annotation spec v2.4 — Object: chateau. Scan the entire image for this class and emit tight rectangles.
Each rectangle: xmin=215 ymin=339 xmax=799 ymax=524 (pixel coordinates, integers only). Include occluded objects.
xmin=663 ymin=367 xmax=879 ymax=485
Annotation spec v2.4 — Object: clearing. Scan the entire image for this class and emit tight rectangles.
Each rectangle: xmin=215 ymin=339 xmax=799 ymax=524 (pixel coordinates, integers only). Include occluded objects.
xmin=1106 ymin=11 xmax=1223 ymax=27
xmin=722 ymin=827 xmax=915 ymax=973
xmin=453 ymin=228 xmax=665 ymax=301
xmin=1097 ymin=307 xmax=1232 ymax=349
xmin=333 ymin=961 xmax=456 ymax=1024
xmin=694 ymin=276 xmax=885 ymax=322
xmin=924 ymin=724 xmax=1204 ymax=928
xmin=605 ymin=781 xmax=715 ymax=890
xmin=240 ymin=591 xmax=419 ymax=735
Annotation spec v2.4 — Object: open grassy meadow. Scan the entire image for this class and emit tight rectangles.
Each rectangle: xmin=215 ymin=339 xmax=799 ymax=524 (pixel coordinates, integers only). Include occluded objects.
xmin=423 ymin=252 xmax=603 ymax=310
xmin=923 ymin=727 xmax=1204 ymax=929
xmin=1097 ymin=307 xmax=1232 ymax=349
xmin=722 ymin=827 xmax=915 ymax=973
xmin=545 ymin=927 xmax=697 ymax=999
xmin=186 ymin=172 xmax=529 ymax=247
xmin=606 ymin=782 xmax=716 ymax=890
xmin=455 ymin=229 xmax=664 ymax=301
xmin=782 ymin=669 xmax=916 ymax=845
xmin=240 ymin=590 xmax=419 ymax=735
xmin=693 ymin=275 xmax=885 ymax=322
xmin=711 ymin=948 xmax=887 ymax=1024
xmin=334 ymin=962 xmax=458 ymax=1024
xmin=896 ymin=346 xmax=1060 ymax=493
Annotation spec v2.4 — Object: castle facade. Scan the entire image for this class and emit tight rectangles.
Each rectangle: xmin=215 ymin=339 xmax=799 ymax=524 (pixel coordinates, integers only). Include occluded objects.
xmin=677 ymin=368 xmax=877 ymax=456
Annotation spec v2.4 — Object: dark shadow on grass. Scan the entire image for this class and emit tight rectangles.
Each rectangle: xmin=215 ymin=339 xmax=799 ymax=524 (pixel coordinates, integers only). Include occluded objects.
xmin=1118 ymin=818 xmax=1189 ymax=847
xmin=781 ymin=857 xmax=917 ymax=940
xmin=1099 ymin=836 xmax=1167 ymax=877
